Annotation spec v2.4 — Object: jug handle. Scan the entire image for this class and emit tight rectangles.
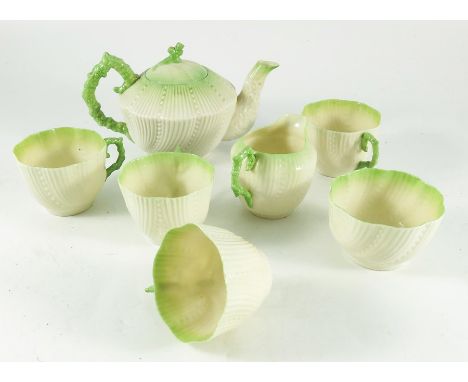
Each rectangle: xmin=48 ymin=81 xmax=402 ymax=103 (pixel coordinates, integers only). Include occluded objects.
xmin=357 ymin=132 xmax=379 ymax=169
xmin=83 ymin=53 xmax=139 ymax=141
xmin=231 ymin=147 xmax=257 ymax=208
xmin=104 ymin=137 xmax=126 ymax=179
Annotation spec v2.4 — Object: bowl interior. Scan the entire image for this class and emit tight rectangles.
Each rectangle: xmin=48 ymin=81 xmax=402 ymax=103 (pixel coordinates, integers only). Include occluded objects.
xmin=119 ymin=152 xmax=213 ymax=198
xmin=330 ymin=169 xmax=444 ymax=228
xmin=154 ymin=224 xmax=227 ymax=342
xmin=303 ymin=99 xmax=380 ymax=133
xmin=13 ymin=127 xmax=104 ymax=168
xmin=243 ymin=116 xmax=306 ymax=154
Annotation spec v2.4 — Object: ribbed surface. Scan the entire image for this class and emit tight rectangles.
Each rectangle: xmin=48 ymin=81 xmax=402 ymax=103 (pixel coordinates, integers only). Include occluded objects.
xmin=16 ymin=150 xmax=106 ymax=216
xmin=313 ymin=127 xmax=377 ymax=177
xmin=231 ymin=142 xmax=317 ymax=219
xmin=119 ymin=72 xmax=237 ymax=155
xmin=200 ymin=225 xmax=272 ymax=339
xmin=329 ymin=204 xmax=442 ymax=270
xmin=120 ymin=185 xmax=212 ymax=244
xmin=123 ymin=107 xmax=234 ymax=155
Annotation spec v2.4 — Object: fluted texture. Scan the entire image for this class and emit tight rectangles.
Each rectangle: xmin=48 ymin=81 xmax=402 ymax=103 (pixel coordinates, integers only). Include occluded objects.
xmin=312 ymin=128 xmax=376 ymax=177
xmin=201 ymin=225 xmax=272 ymax=338
xmin=329 ymin=205 xmax=442 ymax=270
xmin=329 ymin=168 xmax=445 ymax=270
xmin=231 ymin=116 xmax=316 ymax=219
xmin=16 ymin=150 xmax=106 ymax=216
xmin=119 ymin=70 xmax=237 ymax=155
xmin=119 ymin=185 xmax=212 ymax=244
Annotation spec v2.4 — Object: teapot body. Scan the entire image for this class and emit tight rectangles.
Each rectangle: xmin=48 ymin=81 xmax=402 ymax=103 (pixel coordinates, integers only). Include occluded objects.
xmin=120 ymin=65 xmax=237 ymax=155
xmin=83 ymin=44 xmax=278 ymax=155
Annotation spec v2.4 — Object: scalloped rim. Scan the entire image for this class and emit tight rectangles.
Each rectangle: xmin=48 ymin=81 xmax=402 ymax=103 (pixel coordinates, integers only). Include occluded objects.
xmin=231 ymin=114 xmax=313 ymax=158
xmin=118 ymin=151 xmax=214 ymax=199
xmin=153 ymin=224 xmax=226 ymax=342
xmin=330 ymin=168 xmax=445 ymax=229
xmin=302 ymin=99 xmax=381 ymax=131
xmin=13 ymin=127 xmax=106 ymax=168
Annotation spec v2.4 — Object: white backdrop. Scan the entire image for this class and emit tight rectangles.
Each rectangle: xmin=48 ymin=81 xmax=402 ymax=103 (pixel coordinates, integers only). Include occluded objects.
xmin=1 ymin=21 xmax=467 ymax=361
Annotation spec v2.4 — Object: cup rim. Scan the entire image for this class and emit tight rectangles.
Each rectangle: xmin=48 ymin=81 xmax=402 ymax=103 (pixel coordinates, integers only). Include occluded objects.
xmin=329 ymin=168 xmax=445 ymax=230
xmin=13 ymin=127 xmax=106 ymax=169
xmin=118 ymin=151 xmax=214 ymax=199
xmin=303 ymin=99 xmax=381 ymax=134
xmin=153 ymin=223 xmax=227 ymax=342
xmin=233 ymin=114 xmax=313 ymax=157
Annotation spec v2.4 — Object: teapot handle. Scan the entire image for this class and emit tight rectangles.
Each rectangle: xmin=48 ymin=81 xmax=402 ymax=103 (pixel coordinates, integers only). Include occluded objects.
xmin=82 ymin=53 xmax=139 ymax=140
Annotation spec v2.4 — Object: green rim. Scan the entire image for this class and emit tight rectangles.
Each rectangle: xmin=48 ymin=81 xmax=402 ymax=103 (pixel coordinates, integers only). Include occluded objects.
xmin=13 ymin=127 xmax=105 ymax=167
xmin=302 ymin=99 xmax=381 ymax=132
xmin=231 ymin=115 xmax=312 ymax=159
xmin=118 ymin=151 xmax=214 ymax=197
xmin=153 ymin=224 xmax=226 ymax=343
xmin=330 ymin=168 xmax=445 ymax=228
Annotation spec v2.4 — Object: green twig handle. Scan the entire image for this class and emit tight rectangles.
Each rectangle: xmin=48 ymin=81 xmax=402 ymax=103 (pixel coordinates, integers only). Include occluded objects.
xmin=83 ymin=53 xmax=139 ymax=140
xmin=231 ymin=147 xmax=257 ymax=208
xmin=104 ymin=137 xmax=125 ymax=179
xmin=357 ymin=132 xmax=379 ymax=169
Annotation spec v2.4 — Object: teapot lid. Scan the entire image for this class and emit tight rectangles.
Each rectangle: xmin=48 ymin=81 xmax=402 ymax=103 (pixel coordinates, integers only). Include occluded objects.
xmin=144 ymin=43 xmax=208 ymax=85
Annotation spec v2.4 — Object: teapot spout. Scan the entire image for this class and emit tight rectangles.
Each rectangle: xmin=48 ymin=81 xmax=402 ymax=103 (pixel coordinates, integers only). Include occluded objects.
xmin=223 ymin=60 xmax=279 ymax=141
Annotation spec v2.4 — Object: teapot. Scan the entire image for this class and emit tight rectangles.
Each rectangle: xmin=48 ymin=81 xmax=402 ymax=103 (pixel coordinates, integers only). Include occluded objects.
xmin=83 ymin=42 xmax=279 ymax=156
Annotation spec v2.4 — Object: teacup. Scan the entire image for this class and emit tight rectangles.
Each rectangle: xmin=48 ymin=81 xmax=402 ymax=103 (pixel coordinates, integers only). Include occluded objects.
xmin=147 ymin=223 xmax=271 ymax=342
xmin=118 ymin=152 xmax=214 ymax=243
xmin=329 ymin=168 xmax=445 ymax=270
xmin=303 ymin=99 xmax=380 ymax=177
xmin=230 ymin=114 xmax=317 ymax=219
xmin=13 ymin=127 xmax=125 ymax=216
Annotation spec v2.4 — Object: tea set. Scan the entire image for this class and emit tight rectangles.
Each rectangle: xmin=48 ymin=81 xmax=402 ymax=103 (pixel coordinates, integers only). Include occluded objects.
xmin=12 ymin=43 xmax=445 ymax=343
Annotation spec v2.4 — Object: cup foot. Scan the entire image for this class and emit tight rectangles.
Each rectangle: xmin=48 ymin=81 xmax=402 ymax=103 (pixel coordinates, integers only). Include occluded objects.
xmin=248 ymin=210 xmax=292 ymax=220
xmin=47 ymin=202 xmax=94 ymax=217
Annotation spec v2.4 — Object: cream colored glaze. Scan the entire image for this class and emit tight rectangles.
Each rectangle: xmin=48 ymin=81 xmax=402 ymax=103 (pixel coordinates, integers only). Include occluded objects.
xmin=118 ymin=153 xmax=213 ymax=243
xmin=231 ymin=115 xmax=316 ymax=219
xmin=155 ymin=225 xmax=227 ymax=340
xmin=154 ymin=224 xmax=272 ymax=342
xmin=14 ymin=129 xmax=108 ymax=216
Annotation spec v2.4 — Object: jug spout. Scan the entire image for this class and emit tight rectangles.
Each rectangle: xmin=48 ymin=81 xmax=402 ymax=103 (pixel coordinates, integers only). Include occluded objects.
xmin=223 ymin=60 xmax=279 ymax=141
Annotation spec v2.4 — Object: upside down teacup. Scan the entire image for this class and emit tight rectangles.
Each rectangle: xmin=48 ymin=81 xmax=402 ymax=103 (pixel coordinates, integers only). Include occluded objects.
xmin=118 ymin=152 xmax=214 ymax=243
xmin=146 ymin=223 xmax=271 ymax=342
xmin=303 ymin=99 xmax=380 ymax=177
xmin=329 ymin=168 xmax=445 ymax=270
xmin=13 ymin=127 xmax=125 ymax=216
xmin=230 ymin=114 xmax=317 ymax=219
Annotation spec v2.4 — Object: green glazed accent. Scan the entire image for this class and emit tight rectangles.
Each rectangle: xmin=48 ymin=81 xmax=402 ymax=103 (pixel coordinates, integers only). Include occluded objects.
xmin=231 ymin=147 xmax=257 ymax=208
xmin=160 ymin=42 xmax=184 ymax=64
xmin=104 ymin=137 xmax=125 ymax=178
xmin=82 ymin=53 xmax=139 ymax=140
xmin=145 ymin=285 xmax=155 ymax=293
xmin=357 ymin=132 xmax=379 ymax=170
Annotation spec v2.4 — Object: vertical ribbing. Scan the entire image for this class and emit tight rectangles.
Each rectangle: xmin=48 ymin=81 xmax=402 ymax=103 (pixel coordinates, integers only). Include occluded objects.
xmin=119 ymin=185 xmax=213 ymax=244
xmin=17 ymin=149 xmax=106 ymax=216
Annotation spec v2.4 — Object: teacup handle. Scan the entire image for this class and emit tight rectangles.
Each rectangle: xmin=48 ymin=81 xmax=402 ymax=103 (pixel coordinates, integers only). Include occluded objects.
xmin=231 ymin=147 xmax=257 ymax=208
xmin=357 ymin=132 xmax=379 ymax=169
xmin=104 ymin=137 xmax=125 ymax=179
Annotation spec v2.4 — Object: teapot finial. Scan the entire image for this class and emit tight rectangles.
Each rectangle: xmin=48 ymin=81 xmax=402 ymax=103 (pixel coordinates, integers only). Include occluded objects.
xmin=167 ymin=42 xmax=184 ymax=63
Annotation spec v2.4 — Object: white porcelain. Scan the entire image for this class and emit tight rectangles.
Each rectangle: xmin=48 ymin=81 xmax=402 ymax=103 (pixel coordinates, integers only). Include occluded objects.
xmin=329 ymin=168 xmax=445 ymax=270
xmin=13 ymin=127 xmax=125 ymax=216
xmin=149 ymin=223 xmax=271 ymax=342
xmin=231 ymin=115 xmax=317 ymax=219
xmin=83 ymin=43 xmax=279 ymax=155
xmin=303 ymin=99 xmax=381 ymax=177
xmin=118 ymin=152 xmax=214 ymax=243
